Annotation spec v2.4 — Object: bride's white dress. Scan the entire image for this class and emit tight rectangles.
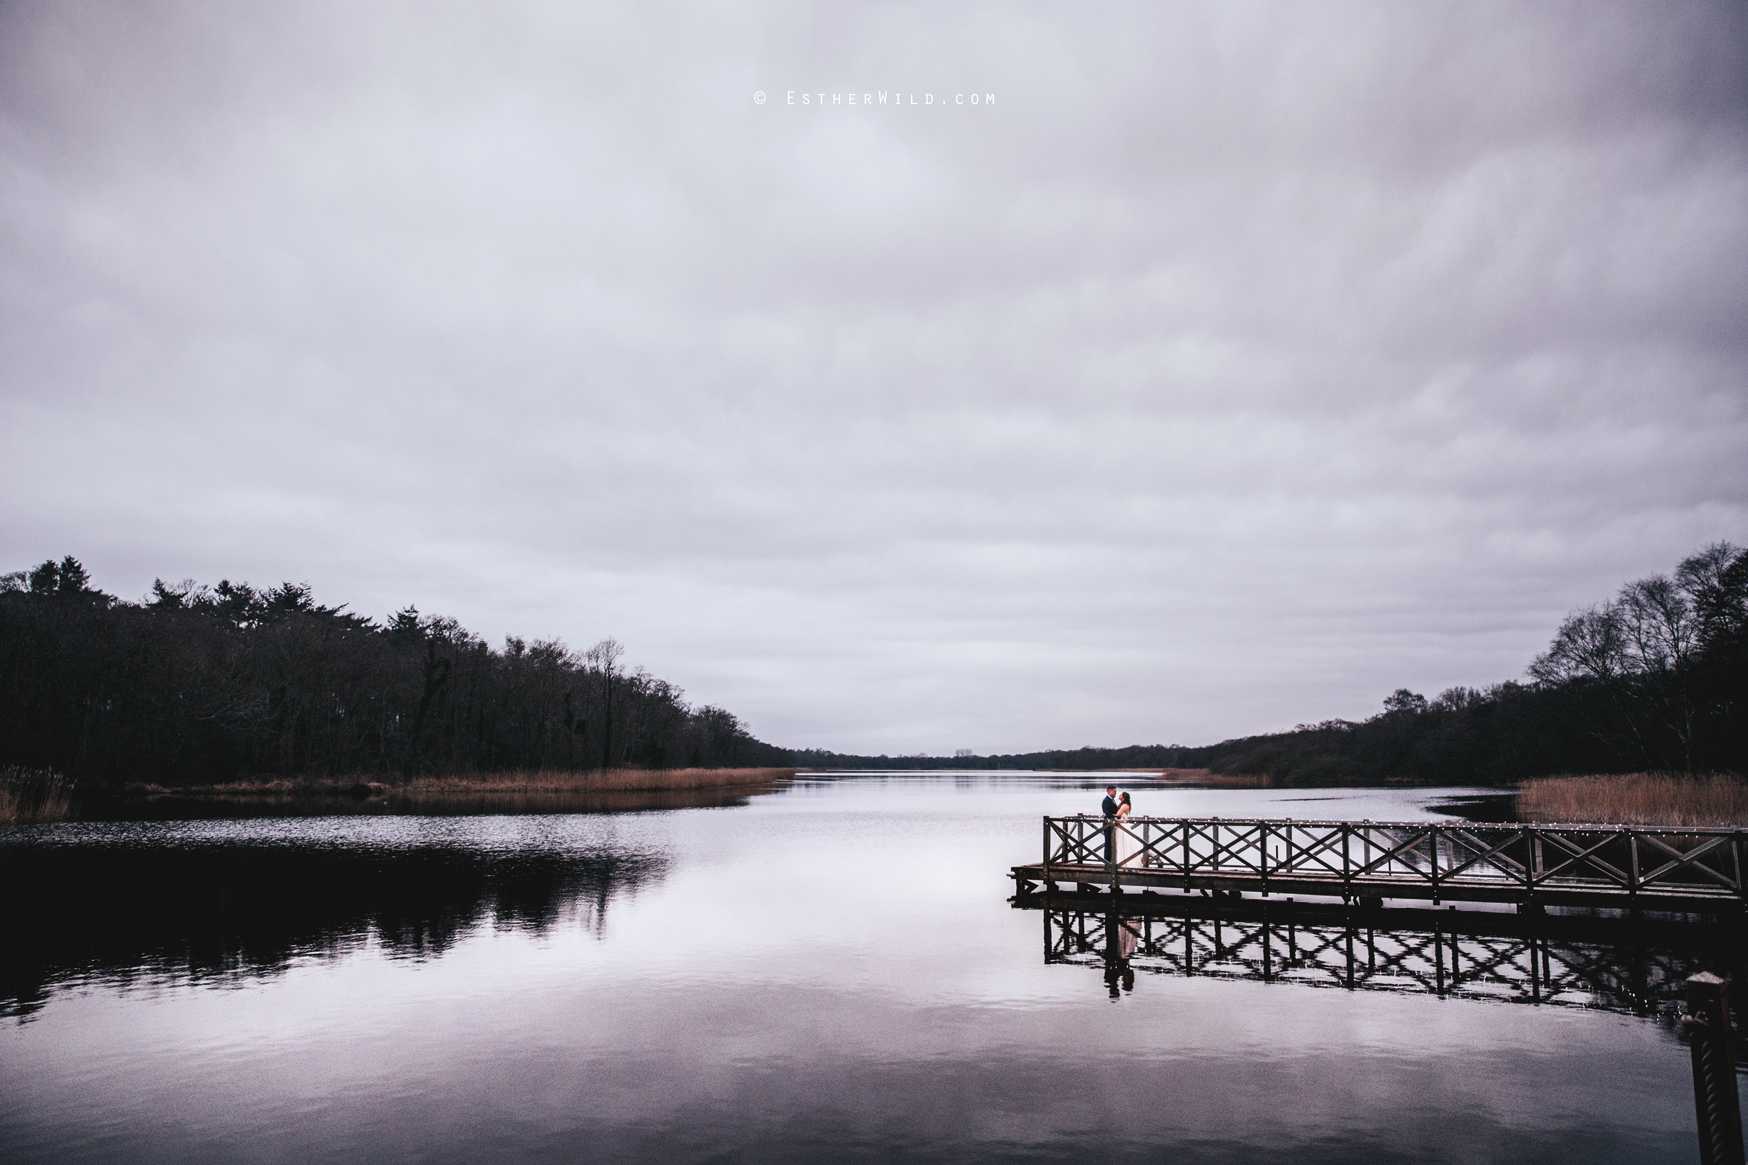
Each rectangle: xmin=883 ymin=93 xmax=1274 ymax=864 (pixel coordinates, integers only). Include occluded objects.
xmin=1115 ymin=810 xmax=1142 ymax=866
xmin=1117 ymin=917 xmax=1141 ymax=960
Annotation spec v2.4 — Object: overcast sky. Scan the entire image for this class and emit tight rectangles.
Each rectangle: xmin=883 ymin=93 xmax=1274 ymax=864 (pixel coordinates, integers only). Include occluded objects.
xmin=2 ymin=2 xmax=1745 ymax=754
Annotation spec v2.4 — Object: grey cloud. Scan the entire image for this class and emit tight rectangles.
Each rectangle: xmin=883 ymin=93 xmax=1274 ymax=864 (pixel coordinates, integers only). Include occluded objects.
xmin=3 ymin=1 xmax=1745 ymax=753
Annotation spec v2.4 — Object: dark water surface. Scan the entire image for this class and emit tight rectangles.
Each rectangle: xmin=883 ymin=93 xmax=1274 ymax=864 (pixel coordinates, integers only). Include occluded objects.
xmin=0 ymin=776 xmax=1734 ymax=1163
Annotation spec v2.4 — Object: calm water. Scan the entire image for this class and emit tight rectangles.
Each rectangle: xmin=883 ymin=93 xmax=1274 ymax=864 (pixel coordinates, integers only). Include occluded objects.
xmin=0 ymin=775 xmax=1734 ymax=1163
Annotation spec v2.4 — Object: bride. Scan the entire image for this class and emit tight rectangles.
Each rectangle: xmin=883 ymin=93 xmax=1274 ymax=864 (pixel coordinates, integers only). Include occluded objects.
xmin=1114 ymin=792 xmax=1142 ymax=867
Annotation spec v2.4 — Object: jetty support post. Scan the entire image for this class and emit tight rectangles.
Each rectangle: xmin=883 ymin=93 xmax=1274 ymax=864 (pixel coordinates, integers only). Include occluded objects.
xmin=1041 ymin=816 xmax=1050 ymax=892
xmin=1686 ymin=972 xmax=1744 ymax=1165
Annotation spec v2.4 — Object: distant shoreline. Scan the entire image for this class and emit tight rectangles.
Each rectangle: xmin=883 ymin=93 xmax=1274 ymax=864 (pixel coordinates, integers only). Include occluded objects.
xmin=124 ymin=767 xmax=796 ymax=799
xmin=79 ymin=768 xmax=801 ymax=820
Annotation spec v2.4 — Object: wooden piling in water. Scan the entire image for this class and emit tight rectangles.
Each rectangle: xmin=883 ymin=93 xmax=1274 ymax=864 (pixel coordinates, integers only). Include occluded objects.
xmin=1686 ymin=972 xmax=1744 ymax=1165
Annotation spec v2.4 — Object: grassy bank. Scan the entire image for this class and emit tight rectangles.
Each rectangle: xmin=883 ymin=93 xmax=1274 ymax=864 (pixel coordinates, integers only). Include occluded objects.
xmin=1154 ymin=768 xmax=1273 ymax=788
xmin=385 ymin=768 xmax=794 ymax=813
xmin=127 ymin=767 xmax=795 ymax=797
xmin=114 ymin=767 xmax=797 ymax=817
xmin=0 ymin=767 xmax=75 ymax=825
xmin=398 ymin=767 xmax=795 ymax=793
xmin=1517 ymin=772 xmax=1748 ymax=827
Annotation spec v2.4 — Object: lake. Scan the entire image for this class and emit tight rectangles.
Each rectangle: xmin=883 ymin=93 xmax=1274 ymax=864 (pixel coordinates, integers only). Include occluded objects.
xmin=0 ymin=774 xmax=1734 ymax=1163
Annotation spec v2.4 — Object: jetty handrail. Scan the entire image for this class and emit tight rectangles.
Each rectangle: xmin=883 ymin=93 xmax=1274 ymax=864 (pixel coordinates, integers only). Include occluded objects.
xmin=1040 ymin=815 xmax=1748 ymax=902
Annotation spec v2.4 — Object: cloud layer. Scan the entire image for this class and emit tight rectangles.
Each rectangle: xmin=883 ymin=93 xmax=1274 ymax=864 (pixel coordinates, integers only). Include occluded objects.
xmin=4 ymin=1 xmax=1746 ymax=751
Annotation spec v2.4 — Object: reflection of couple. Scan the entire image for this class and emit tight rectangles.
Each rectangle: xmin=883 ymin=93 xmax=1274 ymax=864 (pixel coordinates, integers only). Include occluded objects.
xmin=1103 ymin=910 xmax=1140 ymax=997
xmin=1100 ymin=785 xmax=1140 ymax=867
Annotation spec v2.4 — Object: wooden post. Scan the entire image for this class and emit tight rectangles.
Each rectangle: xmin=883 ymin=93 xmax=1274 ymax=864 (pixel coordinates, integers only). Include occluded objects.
xmin=1735 ymin=835 xmax=1744 ymax=905
xmin=1685 ymin=972 xmax=1744 ymax=1165
xmin=1430 ymin=825 xmax=1441 ymax=906
xmin=1528 ymin=930 xmax=1541 ymax=1003
xmin=1182 ymin=822 xmax=1191 ymax=891
xmin=1042 ymin=815 xmax=1050 ymax=865
xmin=1262 ymin=903 xmax=1272 ymax=981
xmin=1520 ymin=825 xmax=1537 ymax=910
xmin=1342 ymin=824 xmax=1352 ymax=903
xmin=1105 ymin=814 xmax=1117 ymax=887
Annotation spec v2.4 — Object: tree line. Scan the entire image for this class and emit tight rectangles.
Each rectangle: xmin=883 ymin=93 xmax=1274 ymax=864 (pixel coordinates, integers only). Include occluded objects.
xmin=802 ymin=542 xmax=1748 ymax=785
xmin=4 ymin=543 xmax=1742 ymax=788
xmin=0 ymin=559 xmax=787 ymax=787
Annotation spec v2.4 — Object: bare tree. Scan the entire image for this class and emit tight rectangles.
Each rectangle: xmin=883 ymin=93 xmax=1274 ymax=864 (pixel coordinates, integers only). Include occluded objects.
xmin=1531 ymin=606 xmax=1626 ymax=685
xmin=1679 ymin=542 xmax=1748 ymax=648
xmin=586 ymin=638 xmax=625 ymax=770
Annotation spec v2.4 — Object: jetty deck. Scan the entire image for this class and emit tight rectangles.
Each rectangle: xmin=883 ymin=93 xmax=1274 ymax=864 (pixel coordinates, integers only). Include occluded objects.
xmin=1010 ymin=815 xmax=1748 ymax=912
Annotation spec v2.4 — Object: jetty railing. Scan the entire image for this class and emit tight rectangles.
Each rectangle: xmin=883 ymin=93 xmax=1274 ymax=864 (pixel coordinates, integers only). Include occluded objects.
xmin=1026 ymin=815 xmax=1748 ymax=908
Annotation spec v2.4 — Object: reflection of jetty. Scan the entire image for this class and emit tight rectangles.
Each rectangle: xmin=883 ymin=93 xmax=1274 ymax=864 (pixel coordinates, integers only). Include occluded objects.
xmin=1011 ymin=816 xmax=1748 ymax=912
xmin=1012 ymin=888 xmax=1743 ymax=1014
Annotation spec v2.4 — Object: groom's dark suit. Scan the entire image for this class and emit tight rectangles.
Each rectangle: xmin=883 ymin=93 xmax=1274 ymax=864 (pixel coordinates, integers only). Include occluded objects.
xmin=1101 ymin=793 xmax=1118 ymax=863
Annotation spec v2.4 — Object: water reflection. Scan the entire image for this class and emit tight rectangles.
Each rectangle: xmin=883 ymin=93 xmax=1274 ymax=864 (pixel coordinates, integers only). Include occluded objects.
xmin=0 ymin=835 xmax=667 ymax=1019
xmin=1019 ymin=891 xmax=1745 ymax=1017
xmin=0 ymin=779 xmax=1723 ymax=1164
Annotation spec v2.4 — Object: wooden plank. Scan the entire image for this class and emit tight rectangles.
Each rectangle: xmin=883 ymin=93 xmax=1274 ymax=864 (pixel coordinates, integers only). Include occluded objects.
xmin=1011 ymin=864 xmax=1744 ymax=910
xmin=1012 ymin=888 xmax=1739 ymax=945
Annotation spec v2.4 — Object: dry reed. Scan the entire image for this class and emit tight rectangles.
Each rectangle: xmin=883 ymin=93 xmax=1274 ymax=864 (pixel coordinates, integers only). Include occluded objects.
xmin=1152 ymin=768 xmax=1273 ymax=789
xmin=393 ymin=767 xmax=795 ymax=795
xmin=126 ymin=777 xmax=384 ymax=797
xmin=0 ymin=767 xmax=75 ymax=825
xmin=382 ymin=782 xmax=790 ymax=816
xmin=126 ymin=767 xmax=795 ymax=800
xmin=1517 ymin=772 xmax=1748 ymax=827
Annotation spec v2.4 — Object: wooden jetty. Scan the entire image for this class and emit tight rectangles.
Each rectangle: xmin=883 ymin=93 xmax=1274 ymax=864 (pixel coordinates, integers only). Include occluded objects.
xmin=1010 ymin=815 xmax=1748 ymax=912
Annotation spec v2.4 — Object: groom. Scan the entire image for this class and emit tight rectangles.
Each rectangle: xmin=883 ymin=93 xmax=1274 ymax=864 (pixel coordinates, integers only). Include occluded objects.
xmin=1101 ymin=785 xmax=1119 ymax=864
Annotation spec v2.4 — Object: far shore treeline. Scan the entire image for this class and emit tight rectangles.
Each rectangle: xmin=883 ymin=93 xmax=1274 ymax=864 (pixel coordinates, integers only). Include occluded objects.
xmin=799 ymin=543 xmax=1748 ymax=785
xmin=1 ymin=542 xmax=1743 ymax=789
xmin=0 ymin=563 xmax=787 ymax=787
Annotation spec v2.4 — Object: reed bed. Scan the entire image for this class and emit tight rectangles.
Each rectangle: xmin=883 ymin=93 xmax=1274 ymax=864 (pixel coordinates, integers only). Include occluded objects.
xmin=1517 ymin=772 xmax=1748 ymax=827
xmin=0 ymin=767 xmax=75 ymax=825
xmin=393 ymin=767 xmax=795 ymax=795
xmin=124 ymin=776 xmax=390 ymax=798
xmin=382 ymin=782 xmax=790 ymax=816
xmin=1153 ymin=768 xmax=1273 ymax=789
xmin=125 ymin=767 xmax=796 ymax=800
xmin=347 ymin=768 xmax=797 ymax=816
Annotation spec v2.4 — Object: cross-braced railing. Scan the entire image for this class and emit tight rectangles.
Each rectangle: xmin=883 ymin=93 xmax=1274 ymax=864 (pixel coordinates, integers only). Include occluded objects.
xmin=1035 ymin=816 xmax=1748 ymax=907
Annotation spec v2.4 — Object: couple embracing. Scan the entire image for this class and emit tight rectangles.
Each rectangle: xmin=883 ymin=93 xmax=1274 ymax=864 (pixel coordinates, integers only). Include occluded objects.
xmin=1100 ymin=784 xmax=1142 ymax=867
